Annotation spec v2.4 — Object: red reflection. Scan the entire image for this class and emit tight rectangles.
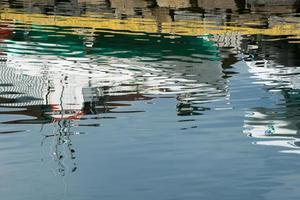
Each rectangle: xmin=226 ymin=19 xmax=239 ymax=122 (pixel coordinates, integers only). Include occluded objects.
xmin=0 ymin=25 xmax=12 ymax=58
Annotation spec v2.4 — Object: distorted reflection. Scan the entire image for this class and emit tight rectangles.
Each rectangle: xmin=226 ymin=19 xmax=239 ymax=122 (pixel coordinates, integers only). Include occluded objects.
xmin=41 ymin=119 xmax=78 ymax=176
xmin=0 ymin=1 xmax=234 ymax=175
xmin=0 ymin=0 xmax=300 ymax=189
xmin=0 ymin=0 xmax=300 ymax=158
xmin=243 ymin=35 xmax=300 ymax=154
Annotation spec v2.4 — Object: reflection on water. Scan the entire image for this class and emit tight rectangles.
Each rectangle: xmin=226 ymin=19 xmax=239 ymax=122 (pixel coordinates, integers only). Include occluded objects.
xmin=0 ymin=31 xmax=228 ymax=116
xmin=41 ymin=119 xmax=78 ymax=176
xmin=0 ymin=0 xmax=234 ymax=177
xmin=243 ymin=35 xmax=300 ymax=154
xmin=1 ymin=0 xmax=300 ymax=199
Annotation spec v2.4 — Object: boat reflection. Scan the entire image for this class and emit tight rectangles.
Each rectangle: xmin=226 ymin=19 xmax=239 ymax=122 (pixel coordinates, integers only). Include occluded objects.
xmin=0 ymin=25 xmax=230 ymax=121
xmin=41 ymin=119 xmax=78 ymax=176
xmin=1 ymin=0 xmax=299 ymax=172
xmin=243 ymin=35 xmax=300 ymax=154
xmin=0 ymin=18 xmax=231 ymax=174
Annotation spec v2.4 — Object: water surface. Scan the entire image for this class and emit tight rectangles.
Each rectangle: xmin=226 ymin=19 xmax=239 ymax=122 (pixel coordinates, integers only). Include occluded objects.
xmin=1 ymin=1 xmax=300 ymax=200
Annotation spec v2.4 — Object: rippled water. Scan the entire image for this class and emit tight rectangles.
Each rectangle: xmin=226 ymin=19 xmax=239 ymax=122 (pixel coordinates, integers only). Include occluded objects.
xmin=1 ymin=1 xmax=300 ymax=199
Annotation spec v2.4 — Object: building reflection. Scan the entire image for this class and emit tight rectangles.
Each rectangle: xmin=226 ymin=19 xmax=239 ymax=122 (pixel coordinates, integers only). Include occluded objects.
xmin=5 ymin=0 xmax=300 ymax=18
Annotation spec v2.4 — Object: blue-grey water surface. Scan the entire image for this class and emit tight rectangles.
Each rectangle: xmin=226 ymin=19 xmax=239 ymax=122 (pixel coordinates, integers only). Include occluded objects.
xmin=1 ymin=1 xmax=300 ymax=199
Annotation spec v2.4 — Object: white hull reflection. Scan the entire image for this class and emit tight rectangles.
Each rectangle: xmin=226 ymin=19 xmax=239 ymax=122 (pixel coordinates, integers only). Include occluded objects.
xmin=0 ymin=40 xmax=228 ymax=120
xmin=246 ymin=60 xmax=300 ymax=90
xmin=244 ymin=59 xmax=300 ymax=154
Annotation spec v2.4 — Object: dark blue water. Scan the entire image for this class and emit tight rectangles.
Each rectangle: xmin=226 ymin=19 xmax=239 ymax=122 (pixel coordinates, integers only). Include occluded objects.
xmin=1 ymin=1 xmax=300 ymax=199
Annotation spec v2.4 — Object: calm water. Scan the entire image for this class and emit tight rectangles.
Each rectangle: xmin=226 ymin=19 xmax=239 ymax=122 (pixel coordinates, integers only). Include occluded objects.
xmin=1 ymin=1 xmax=300 ymax=199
